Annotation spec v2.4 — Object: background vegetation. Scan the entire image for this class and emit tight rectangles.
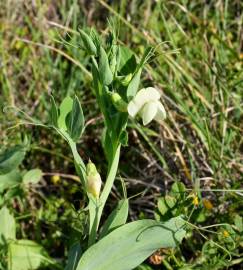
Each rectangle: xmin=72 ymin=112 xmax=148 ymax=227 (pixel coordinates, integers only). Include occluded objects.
xmin=0 ymin=0 xmax=242 ymax=269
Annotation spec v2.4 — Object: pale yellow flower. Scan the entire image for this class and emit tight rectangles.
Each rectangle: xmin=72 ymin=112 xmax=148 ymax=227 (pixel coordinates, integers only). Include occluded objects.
xmin=128 ymin=87 xmax=166 ymax=125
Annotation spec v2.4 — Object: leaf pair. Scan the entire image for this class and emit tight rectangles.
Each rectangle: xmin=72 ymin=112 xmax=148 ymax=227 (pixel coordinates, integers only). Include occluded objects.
xmin=0 ymin=206 xmax=54 ymax=270
xmin=50 ymin=95 xmax=84 ymax=142
xmin=0 ymin=145 xmax=26 ymax=175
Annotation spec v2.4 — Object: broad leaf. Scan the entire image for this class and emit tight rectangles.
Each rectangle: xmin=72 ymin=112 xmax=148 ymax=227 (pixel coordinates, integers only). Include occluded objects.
xmin=57 ymin=96 xmax=73 ymax=130
xmin=0 ymin=145 xmax=26 ymax=175
xmin=8 ymin=240 xmax=52 ymax=270
xmin=66 ymin=96 xmax=84 ymax=142
xmin=0 ymin=206 xmax=16 ymax=244
xmin=23 ymin=169 xmax=42 ymax=185
xmin=127 ymin=68 xmax=142 ymax=100
xmin=0 ymin=170 xmax=22 ymax=192
xmin=100 ymin=199 xmax=129 ymax=238
xmin=77 ymin=216 xmax=186 ymax=270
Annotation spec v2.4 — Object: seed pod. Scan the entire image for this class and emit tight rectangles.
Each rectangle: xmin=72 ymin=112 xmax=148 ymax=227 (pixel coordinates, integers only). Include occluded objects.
xmin=99 ymin=46 xmax=113 ymax=85
xmin=109 ymin=45 xmax=119 ymax=74
xmin=79 ymin=29 xmax=97 ymax=55
xmin=86 ymin=160 xmax=102 ymax=199
xmin=111 ymin=93 xmax=128 ymax=112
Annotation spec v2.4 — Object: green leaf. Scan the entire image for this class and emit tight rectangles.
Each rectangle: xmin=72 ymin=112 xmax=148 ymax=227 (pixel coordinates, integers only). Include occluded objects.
xmin=99 ymin=46 xmax=113 ymax=85
xmin=57 ymin=96 xmax=73 ymax=130
xmin=109 ymin=45 xmax=119 ymax=74
xmin=234 ymin=215 xmax=243 ymax=233
xmin=101 ymin=129 xmax=113 ymax=163
xmin=126 ymin=68 xmax=142 ymax=100
xmin=100 ymin=199 xmax=129 ymax=238
xmin=50 ymin=95 xmax=59 ymax=127
xmin=77 ymin=216 xmax=186 ymax=270
xmin=126 ymin=47 xmax=154 ymax=100
xmin=171 ymin=182 xmax=186 ymax=200
xmin=0 ymin=206 xmax=16 ymax=244
xmin=65 ymin=243 xmax=82 ymax=270
xmin=118 ymin=46 xmax=136 ymax=75
xmin=8 ymin=240 xmax=52 ymax=270
xmin=66 ymin=96 xmax=84 ymax=142
xmin=23 ymin=169 xmax=42 ymax=185
xmin=119 ymin=130 xmax=128 ymax=146
xmin=79 ymin=28 xmax=97 ymax=55
xmin=0 ymin=145 xmax=26 ymax=175
xmin=0 ymin=170 xmax=22 ymax=193
xmin=158 ymin=196 xmax=176 ymax=216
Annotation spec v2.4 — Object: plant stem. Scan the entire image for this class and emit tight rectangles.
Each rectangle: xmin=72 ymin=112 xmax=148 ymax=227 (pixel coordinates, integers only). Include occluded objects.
xmin=88 ymin=144 xmax=121 ymax=245
xmin=88 ymin=202 xmax=99 ymax=247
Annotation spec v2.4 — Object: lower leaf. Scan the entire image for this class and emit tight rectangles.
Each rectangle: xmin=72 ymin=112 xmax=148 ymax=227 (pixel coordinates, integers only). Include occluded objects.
xmin=77 ymin=216 xmax=186 ymax=270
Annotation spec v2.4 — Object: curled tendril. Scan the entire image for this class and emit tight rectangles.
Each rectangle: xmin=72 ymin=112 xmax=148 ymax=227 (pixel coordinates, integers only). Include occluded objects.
xmin=185 ymin=221 xmax=234 ymax=261
xmin=3 ymin=105 xmax=47 ymax=131
xmin=136 ymin=219 xmax=187 ymax=242
xmin=3 ymin=105 xmax=42 ymax=124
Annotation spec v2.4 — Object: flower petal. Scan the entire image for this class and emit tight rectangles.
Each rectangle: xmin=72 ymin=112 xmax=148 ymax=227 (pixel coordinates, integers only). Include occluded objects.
xmin=127 ymin=100 xmax=140 ymax=117
xmin=141 ymin=101 xmax=158 ymax=125
xmin=134 ymin=87 xmax=161 ymax=105
xmin=128 ymin=87 xmax=161 ymax=118
xmin=154 ymin=101 xmax=166 ymax=122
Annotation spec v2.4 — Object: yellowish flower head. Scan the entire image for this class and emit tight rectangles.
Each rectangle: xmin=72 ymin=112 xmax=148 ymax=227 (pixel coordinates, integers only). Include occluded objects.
xmin=223 ymin=230 xmax=229 ymax=238
xmin=192 ymin=195 xmax=199 ymax=206
xmin=203 ymin=199 xmax=213 ymax=210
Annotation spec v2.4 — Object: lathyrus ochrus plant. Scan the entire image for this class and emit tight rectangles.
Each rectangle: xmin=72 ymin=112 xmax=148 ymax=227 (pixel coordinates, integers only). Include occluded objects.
xmin=48 ymin=27 xmax=186 ymax=270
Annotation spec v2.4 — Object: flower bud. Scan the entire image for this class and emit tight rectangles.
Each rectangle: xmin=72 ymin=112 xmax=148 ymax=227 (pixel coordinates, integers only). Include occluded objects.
xmin=79 ymin=29 xmax=97 ymax=55
xmin=120 ymin=73 xmax=132 ymax=86
xmin=111 ymin=93 xmax=128 ymax=112
xmin=86 ymin=160 xmax=102 ymax=199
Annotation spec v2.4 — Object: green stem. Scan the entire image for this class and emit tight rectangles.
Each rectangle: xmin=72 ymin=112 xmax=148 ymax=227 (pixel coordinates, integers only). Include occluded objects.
xmin=56 ymin=128 xmax=86 ymax=185
xmin=68 ymin=139 xmax=86 ymax=185
xmin=88 ymin=144 xmax=121 ymax=245
xmin=99 ymin=144 xmax=121 ymax=215
xmin=162 ymin=258 xmax=173 ymax=270
xmin=88 ymin=201 xmax=99 ymax=247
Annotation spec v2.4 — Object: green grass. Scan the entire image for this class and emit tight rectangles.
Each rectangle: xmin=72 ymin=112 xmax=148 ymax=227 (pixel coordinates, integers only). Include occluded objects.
xmin=0 ymin=0 xmax=242 ymax=269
